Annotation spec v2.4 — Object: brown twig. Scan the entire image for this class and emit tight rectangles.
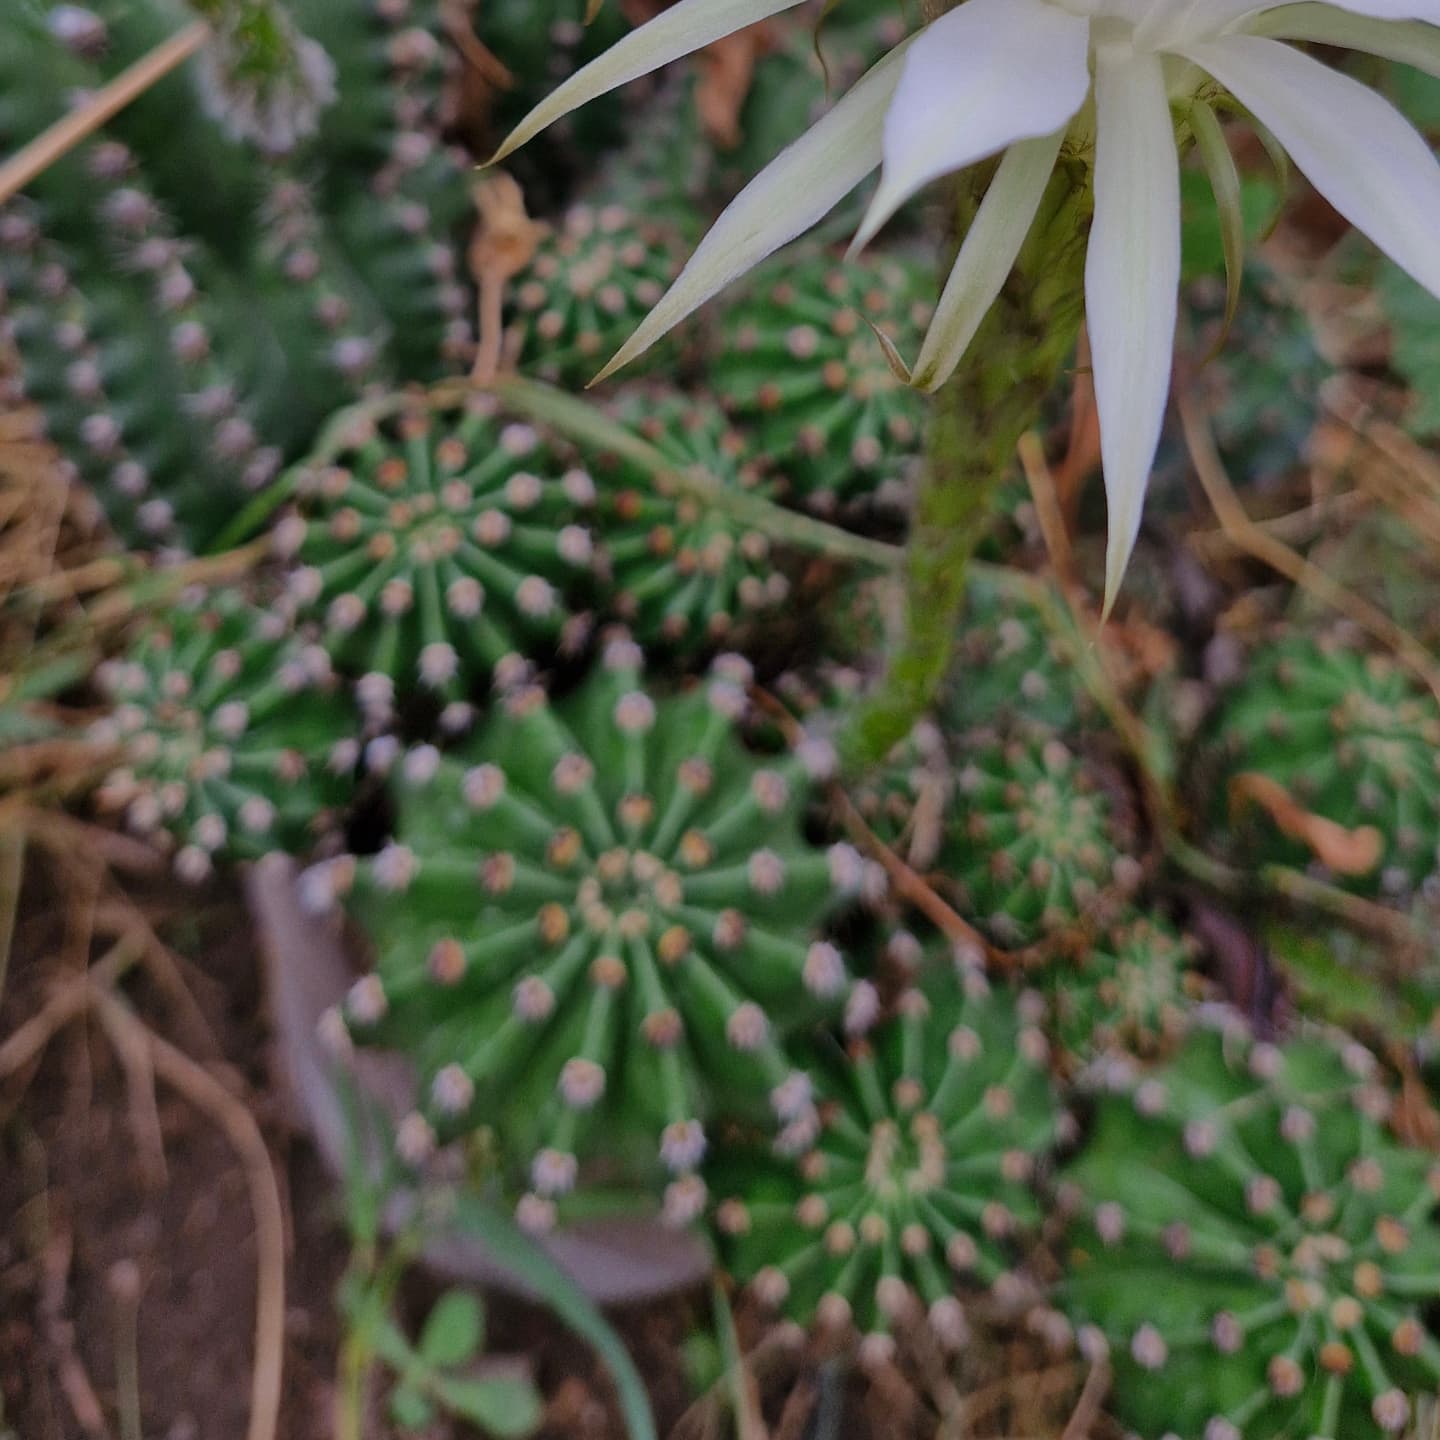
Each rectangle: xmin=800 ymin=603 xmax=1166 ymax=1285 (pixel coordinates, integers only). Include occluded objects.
xmin=1179 ymin=388 xmax=1440 ymax=709
xmin=0 ymin=22 xmax=211 ymax=206
xmin=1059 ymin=1357 xmax=1111 ymax=1440
xmin=91 ymin=990 xmax=286 ymax=1440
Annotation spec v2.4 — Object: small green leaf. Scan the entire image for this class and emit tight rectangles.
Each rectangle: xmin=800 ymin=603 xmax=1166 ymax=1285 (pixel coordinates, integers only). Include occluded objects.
xmin=435 ymin=1376 xmax=543 ymax=1437
xmin=418 ymin=1290 xmax=484 ymax=1368
xmin=389 ymin=1383 xmax=434 ymax=1433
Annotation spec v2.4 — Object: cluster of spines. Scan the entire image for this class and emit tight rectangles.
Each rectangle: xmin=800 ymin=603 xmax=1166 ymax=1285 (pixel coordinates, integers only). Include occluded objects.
xmin=1207 ymin=632 xmax=1440 ymax=893
xmin=594 ymin=390 xmax=791 ymax=652
xmin=88 ymin=590 xmax=356 ymax=882
xmin=273 ymin=396 xmax=597 ymax=716
xmin=1036 ymin=915 xmax=1197 ymax=1063
xmin=942 ymin=730 xmax=1137 ymax=948
xmin=712 ymin=954 xmax=1061 ymax=1359
xmin=316 ymin=641 xmax=871 ymax=1227
xmin=1061 ymin=1022 xmax=1440 ymax=1439
xmin=713 ymin=249 xmax=932 ymax=515
xmin=511 ymin=203 xmax=683 ymax=388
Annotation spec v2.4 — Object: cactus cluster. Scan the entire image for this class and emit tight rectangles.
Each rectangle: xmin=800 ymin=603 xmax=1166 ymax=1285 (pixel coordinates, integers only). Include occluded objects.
xmin=89 ymin=590 xmax=354 ymax=882
xmin=595 ymin=391 xmax=791 ymax=652
xmin=273 ymin=395 xmax=597 ymax=714
xmin=943 ymin=730 xmax=1137 ymax=949
xmin=1063 ymin=1024 xmax=1440 ymax=1439
xmin=1207 ymin=632 xmax=1440 ymax=893
xmin=0 ymin=0 xmax=472 ymax=553
xmin=321 ymin=641 xmax=869 ymax=1227
xmin=1038 ymin=916 xmax=1197 ymax=1062
xmin=712 ymin=956 xmax=1062 ymax=1354
xmin=511 ymin=203 xmax=685 ymax=389
xmin=714 ymin=250 xmax=932 ymax=517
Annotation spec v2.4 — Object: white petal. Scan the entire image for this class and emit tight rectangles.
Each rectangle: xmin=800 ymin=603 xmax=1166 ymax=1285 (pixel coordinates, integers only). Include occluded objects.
xmin=489 ymin=0 xmax=808 ymax=163
xmin=1163 ymin=0 xmax=1440 ymax=37
xmin=1246 ymin=4 xmax=1440 ymax=75
xmin=1086 ymin=48 xmax=1181 ymax=614
xmin=592 ymin=41 xmax=915 ymax=382
xmin=851 ymin=0 xmax=1090 ymax=251
xmin=912 ymin=131 xmax=1065 ymax=393
xmin=1182 ymin=35 xmax=1440 ymax=299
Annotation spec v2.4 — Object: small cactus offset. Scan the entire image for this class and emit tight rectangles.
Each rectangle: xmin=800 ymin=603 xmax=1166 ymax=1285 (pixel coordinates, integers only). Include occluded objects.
xmin=711 ymin=956 xmax=1061 ymax=1357
xmin=89 ymin=590 xmax=355 ymax=883
xmin=272 ymin=394 xmax=598 ymax=718
xmin=1037 ymin=915 xmax=1197 ymax=1063
xmin=1207 ymin=632 xmax=1440 ymax=894
xmin=942 ymin=730 xmax=1137 ymax=949
xmin=594 ymin=390 xmax=791 ymax=653
xmin=1061 ymin=1023 xmax=1440 ymax=1440
xmin=510 ymin=203 xmax=684 ymax=389
xmin=324 ymin=641 xmax=867 ymax=1228
xmin=713 ymin=249 xmax=931 ymax=517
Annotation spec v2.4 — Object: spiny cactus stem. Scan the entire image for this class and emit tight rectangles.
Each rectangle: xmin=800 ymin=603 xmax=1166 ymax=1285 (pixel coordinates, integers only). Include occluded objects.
xmin=0 ymin=21 xmax=210 ymax=206
xmin=842 ymin=165 xmax=1091 ymax=767
xmin=492 ymin=375 xmax=901 ymax=571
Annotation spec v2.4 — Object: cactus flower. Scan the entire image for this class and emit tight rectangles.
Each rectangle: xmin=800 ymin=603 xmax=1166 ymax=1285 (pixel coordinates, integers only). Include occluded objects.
xmin=494 ymin=0 xmax=1440 ymax=603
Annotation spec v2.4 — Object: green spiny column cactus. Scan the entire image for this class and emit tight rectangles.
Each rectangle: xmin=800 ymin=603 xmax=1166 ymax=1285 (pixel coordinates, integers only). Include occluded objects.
xmin=593 ymin=390 xmax=791 ymax=653
xmin=1206 ymin=632 xmax=1440 ymax=894
xmin=511 ymin=203 xmax=685 ymax=389
xmin=318 ymin=641 xmax=866 ymax=1227
xmin=1061 ymin=1022 xmax=1440 ymax=1439
xmin=1036 ymin=915 xmax=1196 ymax=1063
xmin=711 ymin=956 xmax=1061 ymax=1359
xmin=89 ymin=590 xmax=355 ymax=882
xmin=942 ymin=731 xmax=1138 ymax=949
xmin=713 ymin=249 xmax=932 ymax=518
xmin=272 ymin=395 xmax=598 ymax=715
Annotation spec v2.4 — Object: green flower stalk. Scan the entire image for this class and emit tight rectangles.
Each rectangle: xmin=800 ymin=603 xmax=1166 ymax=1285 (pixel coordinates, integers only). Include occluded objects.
xmin=315 ymin=640 xmax=868 ymax=1228
xmin=711 ymin=955 xmax=1062 ymax=1357
xmin=1062 ymin=1021 xmax=1440 ymax=1440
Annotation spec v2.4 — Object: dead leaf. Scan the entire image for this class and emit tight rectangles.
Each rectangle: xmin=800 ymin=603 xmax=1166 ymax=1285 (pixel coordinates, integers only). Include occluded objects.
xmin=467 ymin=173 xmax=549 ymax=384
xmin=1228 ymin=772 xmax=1385 ymax=877
xmin=695 ymin=24 xmax=774 ymax=149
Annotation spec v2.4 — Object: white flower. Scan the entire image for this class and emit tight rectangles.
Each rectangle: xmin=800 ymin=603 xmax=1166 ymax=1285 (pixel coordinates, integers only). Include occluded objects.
xmin=495 ymin=0 xmax=1440 ymax=604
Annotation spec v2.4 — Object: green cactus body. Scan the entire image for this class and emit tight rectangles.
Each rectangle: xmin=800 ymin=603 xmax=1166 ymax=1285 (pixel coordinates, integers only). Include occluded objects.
xmin=1062 ymin=1024 xmax=1440 ymax=1439
xmin=1208 ymin=634 xmax=1440 ymax=894
xmin=945 ymin=578 xmax=1088 ymax=736
xmin=512 ymin=203 xmax=684 ymax=389
xmin=1039 ymin=916 xmax=1195 ymax=1062
xmin=89 ymin=591 xmax=355 ymax=882
xmin=274 ymin=396 xmax=598 ymax=713
xmin=943 ymin=731 xmax=1135 ymax=948
xmin=714 ymin=251 xmax=931 ymax=517
xmin=712 ymin=958 xmax=1060 ymax=1355
xmin=594 ymin=391 xmax=791 ymax=653
xmin=328 ymin=643 xmax=865 ymax=1227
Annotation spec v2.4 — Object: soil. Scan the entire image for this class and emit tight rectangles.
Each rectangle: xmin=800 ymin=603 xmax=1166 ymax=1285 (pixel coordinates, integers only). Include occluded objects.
xmin=0 ymin=862 xmax=1099 ymax=1440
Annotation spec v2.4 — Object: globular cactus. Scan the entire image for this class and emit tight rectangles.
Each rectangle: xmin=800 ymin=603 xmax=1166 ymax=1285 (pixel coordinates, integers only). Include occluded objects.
xmin=272 ymin=394 xmax=597 ymax=717
xmin=510 ymin=203 xmax=685 ymax=389
xmin=1206 ymin=632 xmax=1440 ymax=894
xmin=711 ymin=956 xmax=1061 ymax=1359
xmin=89 ymin=590 xmax=355 ymax=882
xmin=1061 ymin=1023 xmax=1440 ymax=1440
xmin=1036 ymin=915 xmax=1197 ymax=1063
xmin=945 ymin=578 xmax=1089 ymax=736
xmin=593 ymin=390 xmax=791 ymax=653
xmin=713 ymin=249 xmax=931 ymax=517
xmin=321 ymin=641 xmax=868 ymax=1229
xmin=942 ymin=730 xmax=1138 ymax=949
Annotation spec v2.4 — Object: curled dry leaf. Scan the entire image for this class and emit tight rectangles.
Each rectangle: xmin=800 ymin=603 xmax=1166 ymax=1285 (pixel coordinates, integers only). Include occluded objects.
xmin=1228 ymin=771 xmax=1385 ymax=877
xmin=468 ymin=172 xmax=549 ymax=383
